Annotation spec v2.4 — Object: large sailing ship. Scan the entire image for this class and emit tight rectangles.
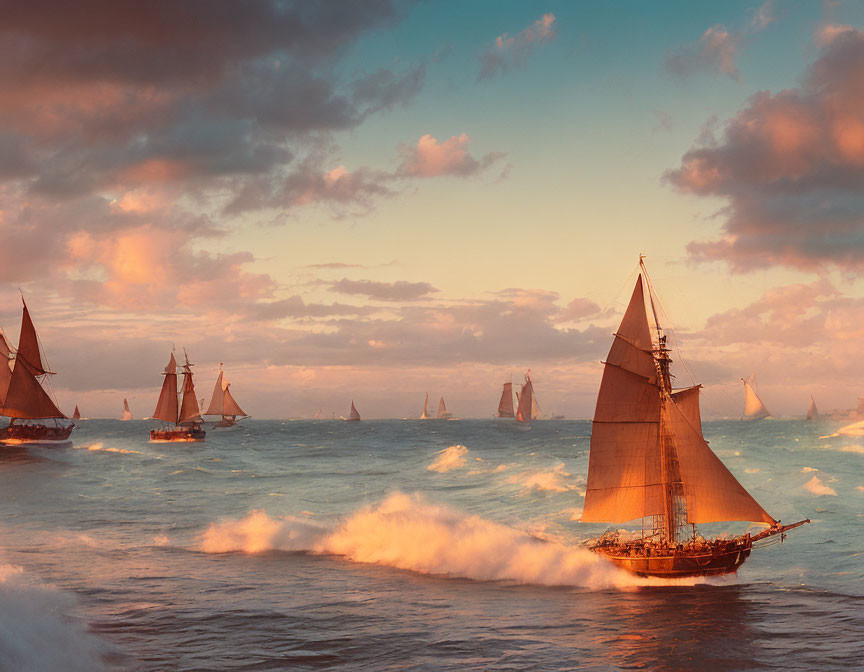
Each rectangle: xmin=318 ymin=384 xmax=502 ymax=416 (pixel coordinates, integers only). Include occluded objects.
xmin=0 ymin=300 xmax=75 ymax=445
xmin=583 ymin=261 xmax=808 ymax=578
xmin=203 ymin=364 xmax=247 ymax=428
xmin=149 ymin=352 xmax=205 ymax=442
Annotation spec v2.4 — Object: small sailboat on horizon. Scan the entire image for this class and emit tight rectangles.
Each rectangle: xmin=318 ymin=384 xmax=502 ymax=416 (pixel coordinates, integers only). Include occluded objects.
xmin=149 ymin=351 xmax=205 ymax=442
xmin=515 ymin=371 xmax=534 ymax=424
xmin=203 ymin=364 xmax=248 ymax=428
xmin=121 ymin=398 xmax=133 ymax=421
xmin=0 ymin=299 xmax=75 ymax=446
xmin=341 ymin=401 xmax=361 ymax=422
xmin=419 ymin=393 xmax=430 ymax=419
xmin=583 ymin=259 xmax=808 ymax=578
xmin=742 ymin=374 xmax=771 ymax=420
xmin=436 ymin=396 xmax=453 ymax=420
xmin=806 ymin=395 xmax=819 ymax=421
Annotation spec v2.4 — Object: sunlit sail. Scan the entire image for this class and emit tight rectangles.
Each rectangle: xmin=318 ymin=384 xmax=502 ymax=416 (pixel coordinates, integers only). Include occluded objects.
xmin=742 ymin=374 xmax=771 ymax=420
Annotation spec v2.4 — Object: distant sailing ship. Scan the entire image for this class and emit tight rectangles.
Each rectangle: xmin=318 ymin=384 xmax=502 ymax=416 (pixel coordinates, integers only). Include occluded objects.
xmin=313 ymin=408 xmax=325 ymax=420
xmin=341 ymin=401 xmax=361 ymax=421
xmin=121 ymin=398 xmax=133 ymax=420
xmin=73 ymin=405 xmax=81 ymax=421
xmin=149 ymin=352 xmax=205 ymax=442
xmin=436 ymin=396 xmax=453 ymax=420
xmin=0 ymin=299 xmax=75 ymax=445
xmin=497 ymin=382 xmax=515 ymax=418
xmin=419 ymin=393 xmax=430 ymax=419
xmin=806 ymin=395 xmax=819 ymax=421
xmin=515 ymin=371 xmax=535 ymax=423
xmin=203 ymin=364 xmax=247 ymax=428
xmin=583 ymin=260 xmax=808 ymax=578
xmin=742 ymin=374 xmax=771 ymax=419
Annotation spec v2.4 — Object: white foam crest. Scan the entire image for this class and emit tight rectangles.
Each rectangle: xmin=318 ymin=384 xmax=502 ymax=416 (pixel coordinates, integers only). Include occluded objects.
xmin=507 ymin=463 xmax=576 ymax=492
xmin=804 ymin=475 xmax=837 ymax=496
xmin=0 ymin=563 xmax=106 ymax=671
xmin=82 ymin=442 xmax=139 ymax=454
xmin=198 ymin=493 xmax=708 ymax=590
xmin=427 ymin=445 xmax=468 ymax=473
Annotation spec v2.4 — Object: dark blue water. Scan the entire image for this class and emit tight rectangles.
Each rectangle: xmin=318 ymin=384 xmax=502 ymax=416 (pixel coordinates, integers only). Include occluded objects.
xmin=0 ymin=419 xmax=860 ymax=670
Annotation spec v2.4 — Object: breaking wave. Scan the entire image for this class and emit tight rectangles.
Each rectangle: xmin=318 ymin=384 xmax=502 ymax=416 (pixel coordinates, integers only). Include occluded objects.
xmin=507 ymin=463 xmax=577 ymax=492
xmin=427 ymin=445 xmax=469 ymax=472
xmin=199 ymin=493 xmax=709 ymax=589
xmin=0 ymin=563 xmax=106 ymax=671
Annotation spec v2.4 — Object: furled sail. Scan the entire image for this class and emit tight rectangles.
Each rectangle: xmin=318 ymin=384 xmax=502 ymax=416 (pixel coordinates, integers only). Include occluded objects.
xmin=806 ymin=395 xmax=818 ymax=421
xmin=205 ymin=370 xmax=225 ymax=416
xmin=153 ymin=353 xmax=179 ymax=423
xmin=349 ymin=401 xmax=361 ymax=420
xmin=742 ymin=374 xmax=770 ymax=419
xmin=420 ymin=392 xmax=430 ymax=419
xmin=122 ymin=398 xmax=132 ymax=420
xmin=178 ymin=361 xmax=202 ymax=424
xmin=221 ymin=384 xmax=246 ymax=417
xmin=581 ymin=277 xmax=663 ymax=523
xmin=16 ymin=300 xmax=49 ymax=376
xmin=497 ymin=382 xmax=514 ymax=417
xmin=1 ymin=358 xmax=66 ymax=419
xmin=516 ymin=374 xmax=534 ymax=423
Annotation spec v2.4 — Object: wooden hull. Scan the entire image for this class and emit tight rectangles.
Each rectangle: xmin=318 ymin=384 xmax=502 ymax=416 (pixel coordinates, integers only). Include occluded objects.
xmin=149 ymin=427 xmax=205 ymax=443
xmin=0 ymin=423 xmax=74 ymax=446
xmin=594 ymin=542 xmax=752 ymax=578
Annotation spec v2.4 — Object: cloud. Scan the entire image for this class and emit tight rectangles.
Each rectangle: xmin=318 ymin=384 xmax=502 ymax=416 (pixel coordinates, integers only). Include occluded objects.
xmin=665 ymin=26 xmax=741 ymax=79
xmin=477 ymin=14 xmax=557 ymax=80
xmin=397 ymin=133 xmax=505 ymax=178
xmin=667 ymin=28 xmax=864 ymax=271
xmin=329 ymin=278 xmax=439 ymax=302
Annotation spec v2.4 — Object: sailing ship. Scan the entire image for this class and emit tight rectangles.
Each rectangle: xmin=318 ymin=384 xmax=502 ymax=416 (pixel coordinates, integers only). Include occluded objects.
xmin=742 ymin=374 xmax=771 ymax=419
xmin=419 ymin=393 xmax=431 ymax=419
xmin=583 ymin=260 xmax=808 ymax=578
xmin=436 ymin=396 xmax=453 ymax=420
xmin=341 ymin=401 xmax=361 ymax=421
xmin=203 ymin=364 xmax=248 ymax=428
xmin=497 ymin=382 xmax=515 ymax=418
xmin=149 ymin=351 xmax=205 ymax=442
xmin=515 ymin=371 xmax=534 ymax=423
xmin=72 ymin=405 xmax=81 ymax=420
xmin=313 ymin=408 xmax=325 ymax=420
xmin=0 ymin=300 xmax=75 ymax=445
xmin=121 ymin=398 xmax=133 ymax=420
xmin=806 ymin=395 xmax=819 ymax=421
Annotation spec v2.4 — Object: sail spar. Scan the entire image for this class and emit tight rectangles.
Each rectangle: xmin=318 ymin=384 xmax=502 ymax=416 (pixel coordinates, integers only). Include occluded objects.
xmin=582 ymin=275 xmax=775 ymax=527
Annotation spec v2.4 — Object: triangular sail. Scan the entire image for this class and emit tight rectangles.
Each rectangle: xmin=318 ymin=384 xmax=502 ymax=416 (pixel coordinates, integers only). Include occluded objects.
xmin=742 ymin=375 xmax=770 ymax=419
xmin=205 ymin=371 xmax=224 ymax=416
xmin=17 ymin=300 xmax=48 ymax=376
xmin=313 ymin=408 xmax=324 ymax=419
xmin=0 ymin=330 xmax=12 ymax=405
xmin=806 ymin=395 xmax=818 ymax=421
xmin=349 ymin=401 xmax=361 ymax=420
xmin=73 ymin=405 xmax=80 ymax=420
xmin=420 ymin=392 xmax=430 ymax=419
xmin=221 ymin=385 xmax=246 ymax=416
xmin=0 ymin=359 xmax=66 ymax=419
xmin=152 ymin=353 xmax=178 ymax=423
xmin=582 ymin=276 xmax=663 ymax=523
xmin=497 ymin=382 xmax=514 ymax=417
xmin=666 ymin=387 xmax=775 ymax=524
xmin=531 ymin=395 xmax=542 ymax=420
xmin=437 ymin=396 xmax=452 ymax=419
xmin=516 ymin=375 xmax=533 ymax=423
xmin=178 ymin=362 xmax=201 ymax=424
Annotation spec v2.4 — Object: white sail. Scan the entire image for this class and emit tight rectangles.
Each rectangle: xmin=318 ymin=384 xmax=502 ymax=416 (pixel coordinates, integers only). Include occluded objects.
xmin=742 ymin=374 xmax=770 ymax=419
xmin=420 ymin=392 xmax=430 ymax=419
xmin=806 ymin=395 xmax=818 ymax=421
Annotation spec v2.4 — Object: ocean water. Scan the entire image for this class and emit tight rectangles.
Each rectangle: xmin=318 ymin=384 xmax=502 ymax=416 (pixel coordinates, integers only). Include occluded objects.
xmin=0 ymin=418 xmax=861 ymax=671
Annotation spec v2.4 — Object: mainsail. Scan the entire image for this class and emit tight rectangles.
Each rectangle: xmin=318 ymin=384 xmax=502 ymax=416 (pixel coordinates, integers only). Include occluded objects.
xmin=205 ymin=369 xmax=225 ymax=416
xmin=152 ymin=353 xmax=179 ymax=423
xmin=178 ymin=358 xmax=202 ymax=424
xmin=581 ymin=274 xmax=775 ymax=536
xmin=16 ymin=301 xmax=49 ymax=376
xmin=742 ymin=374 xmax=771 ymax=419
xmin=437 ymin=396 xmax=452 ymax=419
xmin=73 ymin=405 xmax=80 ymax=420
xmin=806 ymin=395 xmax=818 ymax=421
xmin=420 ymin=392 xmax=430 ymax=419
xmin=349 ymin=401 xmax=361 ymax=420
xmin=497 ymin=382 xmax=514 ymax=417
xmin=122 ymin=398 xmax=132 ymax=420
xmin=516 ymin=373 xmax=533 ymax=423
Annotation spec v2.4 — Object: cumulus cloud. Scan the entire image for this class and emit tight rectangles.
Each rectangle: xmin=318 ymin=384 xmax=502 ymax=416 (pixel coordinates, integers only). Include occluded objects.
xmin=398 ymin=134 xmax=505 ymax=178
xmin=665 ymin=25 xmax=741 ymax=79
xmin=477 ymin=14 xmax=557 ymax=80
xmin=667 ymin=28 xmax=864 ymax=271
xmin=330 ymin=278 xmax=439 ymax=302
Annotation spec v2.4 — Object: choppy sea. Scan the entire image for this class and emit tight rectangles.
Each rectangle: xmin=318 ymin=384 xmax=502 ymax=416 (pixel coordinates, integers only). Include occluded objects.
xmin=0 ymin=418 xmax=861 ymax=671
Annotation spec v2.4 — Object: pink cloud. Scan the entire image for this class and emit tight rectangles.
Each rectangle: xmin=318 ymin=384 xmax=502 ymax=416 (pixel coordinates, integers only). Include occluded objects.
xmin=398 ymin=134 xmax=504 ymax=178
xmin=667 ymin=28 xmax=864 ymax=271
xmin=477 ymin=14 xmax=557 ymax=80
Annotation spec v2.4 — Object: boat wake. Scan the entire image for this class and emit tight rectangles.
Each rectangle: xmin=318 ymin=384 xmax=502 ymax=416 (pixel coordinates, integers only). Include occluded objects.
xmin=0 ymin=563 xmax=107 ymax=671
xmin=198 ymin=493 xmax=720 ymax=590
